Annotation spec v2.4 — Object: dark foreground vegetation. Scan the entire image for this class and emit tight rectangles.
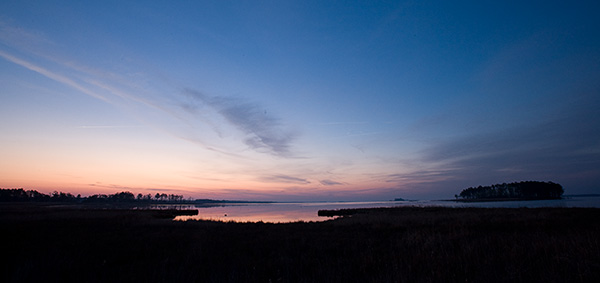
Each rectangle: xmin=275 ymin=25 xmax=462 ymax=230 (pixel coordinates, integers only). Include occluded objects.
xmin=2 ymin=204 xmax=599 ymax=282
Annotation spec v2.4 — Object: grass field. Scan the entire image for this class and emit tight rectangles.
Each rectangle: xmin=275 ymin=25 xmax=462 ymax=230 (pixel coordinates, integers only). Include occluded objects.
xmin=2 ymin=204 xmax=599 ymax=282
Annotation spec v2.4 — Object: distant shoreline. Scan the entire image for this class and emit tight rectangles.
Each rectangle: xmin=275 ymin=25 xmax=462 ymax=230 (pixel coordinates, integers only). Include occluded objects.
xmin=563 ymin=194 xmax=600 ymax=198
xmin=442 ymin=197 xmax=563 ymax=203
xmin=443 ymin=194 xmax=600 ymax=203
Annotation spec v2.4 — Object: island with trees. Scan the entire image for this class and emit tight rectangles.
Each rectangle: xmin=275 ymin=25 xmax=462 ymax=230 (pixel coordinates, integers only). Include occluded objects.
xmin=455 ymin=181 xmax=564 ymax=201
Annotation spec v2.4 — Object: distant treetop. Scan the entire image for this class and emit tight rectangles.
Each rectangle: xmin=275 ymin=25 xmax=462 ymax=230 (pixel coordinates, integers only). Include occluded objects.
xmin=0 ymin=188 xmax=185 ymax=203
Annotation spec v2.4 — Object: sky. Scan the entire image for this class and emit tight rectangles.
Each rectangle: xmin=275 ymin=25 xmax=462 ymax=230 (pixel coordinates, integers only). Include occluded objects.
xmin=1 ymin=1 xmax=599 ymax=201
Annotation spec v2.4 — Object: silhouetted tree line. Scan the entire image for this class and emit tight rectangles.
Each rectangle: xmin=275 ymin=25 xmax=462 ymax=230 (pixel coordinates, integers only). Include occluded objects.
xmin=0 ymin=188 xmax=185 ymax=203
xmin=456 ymin=181 xmax=564 ymax=200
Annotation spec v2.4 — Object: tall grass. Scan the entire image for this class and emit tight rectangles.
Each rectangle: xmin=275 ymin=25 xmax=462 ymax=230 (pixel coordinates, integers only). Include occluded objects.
xmin=2 ymin=205 xmax=599 ymax=282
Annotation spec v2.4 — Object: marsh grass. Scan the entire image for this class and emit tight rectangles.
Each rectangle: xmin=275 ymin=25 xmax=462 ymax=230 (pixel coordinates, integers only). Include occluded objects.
xmin=2 ymin=204 xmax=599 ymax=282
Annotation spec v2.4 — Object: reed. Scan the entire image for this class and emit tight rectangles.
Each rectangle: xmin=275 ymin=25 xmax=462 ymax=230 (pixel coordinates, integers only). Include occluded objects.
xmin=2 ymin=205 xmax=599 ymax=282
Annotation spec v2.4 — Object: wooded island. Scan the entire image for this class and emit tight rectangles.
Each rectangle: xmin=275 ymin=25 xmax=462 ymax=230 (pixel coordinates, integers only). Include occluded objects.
xmin=456 ymin=181 xmax=564 ymax=200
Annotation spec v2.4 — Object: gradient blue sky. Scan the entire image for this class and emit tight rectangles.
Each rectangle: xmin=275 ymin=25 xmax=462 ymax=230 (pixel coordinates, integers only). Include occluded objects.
xmin=1 ymin=1 xmax=599 ymax=201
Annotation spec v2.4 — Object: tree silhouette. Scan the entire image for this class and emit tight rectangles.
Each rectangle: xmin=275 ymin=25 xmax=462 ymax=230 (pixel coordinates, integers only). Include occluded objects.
xmin=457 ymin=181 xmax=563 ymax=200
xmin=1 ymin=188 xmax=186 ymax=204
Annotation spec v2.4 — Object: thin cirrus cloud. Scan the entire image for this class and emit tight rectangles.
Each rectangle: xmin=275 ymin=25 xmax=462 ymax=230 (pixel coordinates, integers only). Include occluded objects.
xmin=182 ymin=89 xmax=297 ymax=157
xmin=415 ymin=104 xmax=600 ymax=187
xmin=320 ymin=179 xmax=344 ymax=186
xmin=375 ymin=93 xmax=600 ymax=193
xmin=0 ymin=50 xmax=110 ymax=103
xmin=0 ymin=23 xmax=297 ymax=158
xmin=260 ymin=174 xmax=311 ymax=185
xmin=384 ymin=170 xmax=456 ymax=185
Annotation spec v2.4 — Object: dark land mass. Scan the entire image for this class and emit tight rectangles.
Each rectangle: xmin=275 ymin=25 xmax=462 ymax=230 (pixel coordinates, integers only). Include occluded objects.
xmin=444 ymin=197 xmax=561 ymax=203
xmin=0 ymin=188 xmax=272 ymax=208
xmin=455 ymin=181 xmax=564 ymax=201
xmin=0 ymin=188 xmax=337 ymax=208
xmin=2 ymin=204 xmax=599 ymax=283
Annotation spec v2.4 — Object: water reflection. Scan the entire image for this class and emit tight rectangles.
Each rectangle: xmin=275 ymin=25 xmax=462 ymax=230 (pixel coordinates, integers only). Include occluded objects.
xmin=174 ymin=196 xmax=600 ymax=223
xmin=175 ymin=201 xmax=409 ymax=223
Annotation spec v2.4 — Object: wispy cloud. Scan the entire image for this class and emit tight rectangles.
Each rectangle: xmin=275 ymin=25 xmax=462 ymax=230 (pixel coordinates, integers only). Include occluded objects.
xmin=183 ymin=89 xmax=297 ymax=157
xmin=415 ymin=97 xmax=600 ymax=189
xmin=0 ymin=21 xmax=297 ymax=158
xmin=260 ymin=174 xmax=310 ymax=184
xmin=88 ymin=182 xmax=135 ymax=191
xmin=384 ymin=169 xmax=457 ymax=184
xmin=0 ymin=50 xmax=110 ymax=102
xmin=320 ymin=179 xmax=344 ymax=186
xmin=0 ymin=19 xmax=54 ymax=53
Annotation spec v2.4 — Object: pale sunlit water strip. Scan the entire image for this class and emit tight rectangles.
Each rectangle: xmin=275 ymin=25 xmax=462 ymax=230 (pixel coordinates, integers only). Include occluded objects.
xmin=174 ymin=196 xmax=600 ymax=223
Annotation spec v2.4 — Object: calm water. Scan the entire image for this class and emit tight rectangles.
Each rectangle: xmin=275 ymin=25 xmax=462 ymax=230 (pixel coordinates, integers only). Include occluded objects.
xmin=174 ymin=196 xmax=600 ymax=223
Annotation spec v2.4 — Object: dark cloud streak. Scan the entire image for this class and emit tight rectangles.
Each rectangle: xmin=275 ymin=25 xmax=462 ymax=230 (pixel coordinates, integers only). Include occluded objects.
xmin=320 ymin=179 xmax=344 ymax=186
xmin=416 ymin=95 xmax=600 ymax=192
xmin=260 ymin=174 xmax=310 ymax=184
xmin=183 ymin=88 xmax=296 ymax=157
